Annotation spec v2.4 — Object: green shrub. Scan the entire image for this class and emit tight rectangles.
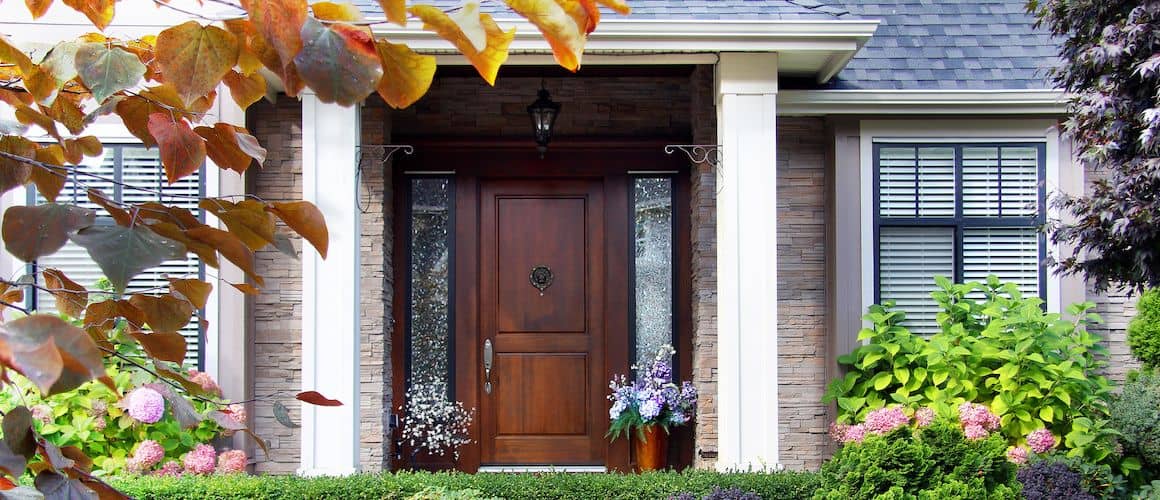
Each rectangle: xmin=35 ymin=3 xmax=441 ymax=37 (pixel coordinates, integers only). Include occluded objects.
xmin=1110 ymin=370 xmax=1160 ymax=486
xmin=1129 ymin=290 xmax=1160 ymax=370
xmin=111 ymin=470 xmax=822 ymax=500
xmin=813 ymin=422 xmax=1019 ymax=500
xmin=824 ymin=276 xmax=1122 ymax=470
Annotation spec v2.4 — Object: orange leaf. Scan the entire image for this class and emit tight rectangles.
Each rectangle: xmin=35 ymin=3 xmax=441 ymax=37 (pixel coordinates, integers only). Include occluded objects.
xmin=595 ymin=0 xmax=630 ymax=15
xmin=24 ymin=68 xmax=60 ymax=106
xmin=41 ymin=269 xmax=87 ymax=319
xmin=0 ymin=315 xmax=105 ymax=396
xmin=168 ymin=278 xmax=212 ymax=309
xmin=185 ymin=226 xmax=263 ymax=286
xmin=146 ymin=222 xmax=220 ymax=268
xmin=0 ymin=35 xmax=33 ymax=75
xmin=199 ymin=199 xmax=276 ymax=250
xmin=86 ymin=189 xmax=131 ymax=226
xmin=0 ymin=282 xmax=25 ymax=319
xmin=267 ymin=201 xmax=329 ymax=258
xmin=0 ymin=477 xmax=15 ymax=490
xmin=310 ymin=1 xmax=364 ymax=21
xmin=241 ymin=0 xmax=307 ymax=74
xmin=503 ymin=0 xmax=585 ymax=71
xmin=129 ymin=330 xmax=187 ymax=364
xmin=375 ymin=40 xmax=435 ymax=109
xmin=61 ymin=0 xmax=114 ymax=30
xmin=31 ymin=146 xmax=65 ymax=202
xmin=0 ymin=137 xmax=34 ymax=195
xmin=296 ymin=390 xmax=342 ymax=406
xmin=293 ymin=19 xmax=382 ymax=106
xmin=14 ymin=106 xmax=60 ymax=141
xmin=409 ymin=6 xmax=514 ymax=85
xmin=222 ymin=70 xmax=266 ymax=110
xmin=195 ymin=123 xmax=266 ymax=174
xmin=83 ymin=299 xmax=145 ymax=330
xmin=24 ymin=0 xmax=53 ymax=18
xmin=43 ymin=93 xmax=86 ymax=135
xmin=127 ymin=294 xmax=195 ymax=333
xmin=146 ymin=113 xmax=206 ymax=185
xmin=379 ymin=0 xmax=405 ymax=26
xmin=155 ymin=21 xmax=240 ymax=106
xmin=230 ymin=282 xmax=260 ymax=295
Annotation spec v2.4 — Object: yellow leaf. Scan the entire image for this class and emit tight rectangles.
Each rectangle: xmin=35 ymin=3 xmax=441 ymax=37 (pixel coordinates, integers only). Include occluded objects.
xmin=311 ymin=1 xmax=365 ymax=22
xmin=25 ymin=0 xmax=54 ymax=18
xmin=379 ymin=0 xmax=405 ymax=26
xmin=267 ymin=200 xmax=329 ymax=259
xmin=410 ymin=6 xmax=514 ymax=85
xmin=0 ymin=35 xmax=33 ymax=75
xmin=223 ymin=70 xmax=266 ymax=110
xmin=61 ymin=0 xmax=114 ymax=31
xmin=595 ymin=0 xmax=629 ymax=15
xmin=155 ymin=21 xmax=240 ymax=106
xmin=241 ymin=0 xmax=307 ymax=74
xmin=503 ymin=0 xmax=585 ymax=71
xmin=375 ymin=40 xmax=435 ymax=109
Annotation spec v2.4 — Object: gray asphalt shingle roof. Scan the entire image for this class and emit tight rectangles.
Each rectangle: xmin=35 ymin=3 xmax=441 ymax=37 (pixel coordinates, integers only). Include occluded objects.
xmin=361 ymin=1 xmax=1058 ymax=90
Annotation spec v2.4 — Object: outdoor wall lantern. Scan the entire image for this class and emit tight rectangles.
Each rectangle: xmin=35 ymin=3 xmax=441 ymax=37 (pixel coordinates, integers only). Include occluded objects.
xmin=527 ymin=82 xmax=561 ymax=158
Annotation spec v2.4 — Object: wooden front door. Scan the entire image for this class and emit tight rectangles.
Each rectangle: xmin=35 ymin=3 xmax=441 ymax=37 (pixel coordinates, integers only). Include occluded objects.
xmin=477 ymin=178 xmax=609 ymax=465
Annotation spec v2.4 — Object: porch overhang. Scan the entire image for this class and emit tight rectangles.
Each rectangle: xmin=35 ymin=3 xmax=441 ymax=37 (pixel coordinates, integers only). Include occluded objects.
xmin=373 ymin=18 xmax=880 ymax=84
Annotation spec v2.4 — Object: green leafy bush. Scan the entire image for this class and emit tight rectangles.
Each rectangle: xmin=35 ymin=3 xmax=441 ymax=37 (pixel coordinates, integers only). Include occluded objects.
xmin=1110 ymin=370 xmax=1160 ymax=487
xmin=824 ymin=276 xmax=1122 ymax=469
xmin=1128 ymin=290 xmax=1160 ymax=370
xmin=813 ymin=422 xmax=1019 ymax=500
xmin=111 ymin=470 xmax=822 ymax=500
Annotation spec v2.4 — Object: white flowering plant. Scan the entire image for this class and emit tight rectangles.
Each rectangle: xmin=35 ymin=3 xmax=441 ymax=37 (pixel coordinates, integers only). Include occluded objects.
xmin=400 ymin=380 xmax=475 ymax=463
xmin=607 ymin=345 xmax=697 ymax=441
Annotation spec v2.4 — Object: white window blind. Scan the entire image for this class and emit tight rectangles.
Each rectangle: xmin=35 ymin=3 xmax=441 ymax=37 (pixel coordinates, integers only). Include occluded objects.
xmin=875 ymin=142 xmax=1044 ymax=335
xmin=879 ymin=227 xmax=955 ymax=335
xmin=878 ymin=146 xmax=955 ymax=218
xmin=33 ymin=146 xmax=205 ymax=368
xmin=962 ymin=228 xmax=1041 ymax=298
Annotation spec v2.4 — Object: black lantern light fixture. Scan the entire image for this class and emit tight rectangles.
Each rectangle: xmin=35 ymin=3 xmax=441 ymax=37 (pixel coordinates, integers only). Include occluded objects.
xmin=527 ymin=81 xmax=561 ymax=158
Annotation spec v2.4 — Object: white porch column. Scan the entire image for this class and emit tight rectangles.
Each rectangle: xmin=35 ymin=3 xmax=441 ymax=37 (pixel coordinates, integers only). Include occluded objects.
xmin=299 ymin=92 xmax=361 ymax=476
xmin=715 ymin=53 xmax=779 ymax=471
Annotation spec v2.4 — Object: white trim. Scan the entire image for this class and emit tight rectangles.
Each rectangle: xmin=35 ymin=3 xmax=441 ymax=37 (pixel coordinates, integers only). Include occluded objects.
xmin=779 ymin=89 xmax=1068 ymax=116
xmin=715 ymin=53 xmax=780 ymax=472
xmin=433 ymin=53 xmax=720 ymax=66
xmin=857 ymin=119 xmax=1064 ymax=321
xmin=298 ymin=92 xmax=362 ymax=477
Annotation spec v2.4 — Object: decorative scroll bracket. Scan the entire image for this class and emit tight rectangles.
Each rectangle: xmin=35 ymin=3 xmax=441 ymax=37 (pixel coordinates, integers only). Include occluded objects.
xmin=665 ymin=144 xmax=724 ymax=192
xmin=355 ymin=144 xmax=414 ymax=213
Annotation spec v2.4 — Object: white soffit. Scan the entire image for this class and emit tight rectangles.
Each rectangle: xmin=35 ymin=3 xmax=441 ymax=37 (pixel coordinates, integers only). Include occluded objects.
xmin=377 ymin=18 xmax=880 ymax=83
xmin=777 ymin=89 xmax=1069 ymax=115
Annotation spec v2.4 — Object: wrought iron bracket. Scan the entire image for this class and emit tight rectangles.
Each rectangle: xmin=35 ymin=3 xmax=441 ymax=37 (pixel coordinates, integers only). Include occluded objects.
xmin=664 ymin=144 xmax=721 ymax=169
xmin=359 ymin=144 xmax=415 ymax=164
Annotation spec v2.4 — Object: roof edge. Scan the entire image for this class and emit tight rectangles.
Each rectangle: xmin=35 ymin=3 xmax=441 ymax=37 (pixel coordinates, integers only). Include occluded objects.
xmin=778 ymin=89 xmax=1068 ymax=115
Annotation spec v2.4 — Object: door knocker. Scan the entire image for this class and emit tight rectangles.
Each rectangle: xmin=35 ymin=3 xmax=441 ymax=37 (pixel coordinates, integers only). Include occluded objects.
xmin=530 ymin=265 xmax=553 ymax=296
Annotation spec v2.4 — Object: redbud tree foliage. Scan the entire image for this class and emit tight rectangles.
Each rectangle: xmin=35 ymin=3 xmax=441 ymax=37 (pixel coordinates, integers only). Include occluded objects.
xmin=1031 ymin=1 xmax=1160 ymax=292
xmin=0 ymin=0 xmax=629 ymax=495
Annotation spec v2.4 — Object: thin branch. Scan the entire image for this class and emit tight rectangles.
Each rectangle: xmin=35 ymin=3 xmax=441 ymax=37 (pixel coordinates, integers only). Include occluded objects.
xmin=98 ymin=346 xmax=227 ymax=407
xmin=148 ymin=0 xmax=247 ymax=22
xmin=0 ymin=299 xmax=28 ymax=315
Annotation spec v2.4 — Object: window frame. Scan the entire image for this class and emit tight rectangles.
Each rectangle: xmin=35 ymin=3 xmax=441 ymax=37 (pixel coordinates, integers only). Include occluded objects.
xmin=24 ymin=142 xmax=209 ymax=369
xmin=871 ymin=142 xmax=1048 ymax=305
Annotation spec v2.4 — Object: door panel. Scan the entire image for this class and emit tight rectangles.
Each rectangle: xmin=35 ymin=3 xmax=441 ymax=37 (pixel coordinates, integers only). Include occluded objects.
xmin=479 ymin=179 xmax=605 ymax=465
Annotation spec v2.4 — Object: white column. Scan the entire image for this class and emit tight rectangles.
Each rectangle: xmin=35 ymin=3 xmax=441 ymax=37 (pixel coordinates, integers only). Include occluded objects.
xmin=715 ymin=52 xmax=779 ymax=471
xmin=299 ymin=92 xmax=361 ymax=476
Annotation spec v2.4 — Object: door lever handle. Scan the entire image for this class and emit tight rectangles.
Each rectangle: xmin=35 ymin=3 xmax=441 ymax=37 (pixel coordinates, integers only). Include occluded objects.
xmin=483 ymin=339 xmax=494 ymax=394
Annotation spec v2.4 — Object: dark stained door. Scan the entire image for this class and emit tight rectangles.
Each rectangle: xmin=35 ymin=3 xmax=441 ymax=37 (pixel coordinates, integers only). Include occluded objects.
xmin=478 ymin=178 xmax=607 ymax=465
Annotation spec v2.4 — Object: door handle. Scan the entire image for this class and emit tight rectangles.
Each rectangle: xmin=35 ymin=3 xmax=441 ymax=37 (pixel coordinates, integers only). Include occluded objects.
xmin=483 ymin=339 xmax=494 ymax=394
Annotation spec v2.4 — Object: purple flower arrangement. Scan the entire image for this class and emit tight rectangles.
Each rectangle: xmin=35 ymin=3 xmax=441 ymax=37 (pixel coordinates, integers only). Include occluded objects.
xmin=607 ymin=345 xmax=698 ymax=440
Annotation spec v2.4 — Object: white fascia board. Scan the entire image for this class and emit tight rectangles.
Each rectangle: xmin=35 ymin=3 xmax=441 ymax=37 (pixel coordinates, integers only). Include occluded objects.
xmin=778 ymin=89 xmax=1068 ymax=115
xmin=376 ymin=18 xmax=878 ymax=72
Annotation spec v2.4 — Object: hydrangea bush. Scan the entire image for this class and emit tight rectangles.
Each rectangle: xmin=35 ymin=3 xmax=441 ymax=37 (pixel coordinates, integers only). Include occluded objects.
xmin=824 ymin=276 xmax=1127 ymax=473
xmin=607 ymin=345 xmax=697 ymax=440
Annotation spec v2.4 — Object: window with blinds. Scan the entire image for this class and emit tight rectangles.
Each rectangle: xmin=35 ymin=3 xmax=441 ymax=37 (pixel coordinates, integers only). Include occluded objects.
xmin=29 ymin=145 xmax=206 ymax=368
xmin=874 ymin=143 xmax=1045 ymax=335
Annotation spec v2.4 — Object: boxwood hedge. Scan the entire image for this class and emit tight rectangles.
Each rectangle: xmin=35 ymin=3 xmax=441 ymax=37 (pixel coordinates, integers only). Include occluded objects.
xmin=111 ymin=470 xmax=822 ymax=499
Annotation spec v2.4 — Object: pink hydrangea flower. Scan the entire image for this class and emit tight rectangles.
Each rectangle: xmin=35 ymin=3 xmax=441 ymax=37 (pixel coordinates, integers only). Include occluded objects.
xmin=153 ymin=460 xmax=182 ymax=477
xmin=124 ymin=457 xmax=146 ymax=474
xmin=1007 ymin=446 xmax=1029 ymax=464
xmin=827 ymin=422 xmax=868 ymax=444
xmin=93 ymin=417 xmax=106 ymax=431
xmin=89 ymin=400 xmax=108 ymax=417
xmin=864 ymin=406 xmax=910 ymax=435
xmin=188 ymin=370 xmax=222 ymax=397
xmin=958 ymin=402 xmax=1000 ymax=433
xmin=915 ymin=407 xmax=935 ymax=427
xmin=964 ymin=423 xmax=989 ymax=440
xmin=226 ymin=404 xmax=247 ymax=425
xmin=1027 ymin=428 xmax=1056 ymax=454
xmin=30 ymin=404 xmax=53 ymax=425
xmin=183 ymin=444 xmax=217 ymax=475
xmin=133 ymin=440 xmax=165 ymax=469
xmin=217 ymin=449 xmax=247 ymax=474
xmin=126 ymin=387 xmax=165 ymax=424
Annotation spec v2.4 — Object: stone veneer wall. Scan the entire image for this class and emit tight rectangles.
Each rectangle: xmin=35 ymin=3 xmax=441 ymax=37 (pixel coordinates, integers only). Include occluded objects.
xmin=248 ymin=96 xmax=394 ymax=473
xmin=776 ymin=117 xmax=830 ymax=471
xmin=688 ymin=66 xmax=718 ymax=469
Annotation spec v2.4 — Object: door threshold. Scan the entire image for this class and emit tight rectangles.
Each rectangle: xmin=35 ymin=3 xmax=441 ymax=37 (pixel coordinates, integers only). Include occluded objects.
xmin=477 ymin=465 xmax=607 ymax=473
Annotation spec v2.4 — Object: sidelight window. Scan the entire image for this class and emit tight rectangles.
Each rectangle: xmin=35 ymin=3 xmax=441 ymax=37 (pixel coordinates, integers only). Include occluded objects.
xmin=405 ymin=177 xmax=454 ymax=394
xmin=631 ymin=176 xmax=676 ymax=373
